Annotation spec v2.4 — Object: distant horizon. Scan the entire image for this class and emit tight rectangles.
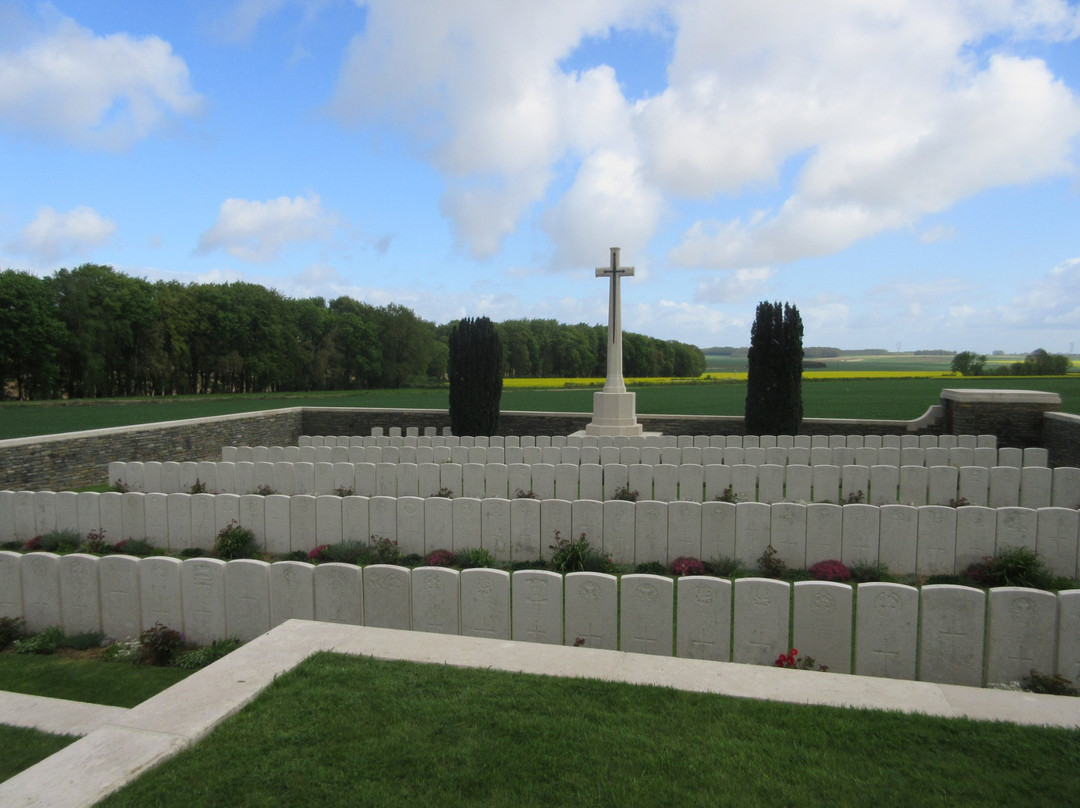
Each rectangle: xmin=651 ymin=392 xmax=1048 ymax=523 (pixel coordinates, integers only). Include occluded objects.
xmin=2 ymin=2 xmax=1078 ymax=355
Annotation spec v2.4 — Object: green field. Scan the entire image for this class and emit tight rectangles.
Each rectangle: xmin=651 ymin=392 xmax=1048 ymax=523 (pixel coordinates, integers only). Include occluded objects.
xmin=96 ymin=652 xmax=1080 ymax=808
xmin=2 ymin=377 xmax=1078 ymax=440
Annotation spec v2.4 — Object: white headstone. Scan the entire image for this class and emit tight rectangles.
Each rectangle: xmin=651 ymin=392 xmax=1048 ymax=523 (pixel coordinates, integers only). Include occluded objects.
xmin=369 ymin=495 xmax=397 ymax=543
xmin=735 ymin=502 xmax=771 ymax=567
xmin=396 ymin=496 xmax=425 ymax=557
xmin=33 ymin=491 xmax=56 ymax=537
xmin=793 ymin=580 xmax=852 ymax=674
xmin=0 ymin=551 xmax=22 ymax=620
xmin=20 ymin=552 xmax=61 ymax=632
xmin=531 ymin=463 xmax=555 ymax=500
xmin=1020 ymin=466 xmax=1052 ymax=509
xmin=264 ymin=494 xmax=291 ymax=554
xmin=988 ymin=466 xmax=1020 ymax=508
xmin=289 ymin=495 xmax=317 ymax=554
xmin=460 ymin=567 xmax=510 ymax=639
xmin=140 ymin=556 xmax=183 ymax=632
xmin=841 ymin=504 xmax=879 ymax=568
xmin=676 ymin=576 xmax=731 ymax=661
xmin=190 ymin=493 xmax=217 ymax=550
xmin=729 ymin=464 xmax=757 ymax=503
xmin=1036 ymin=507 xmax=1079 ymax=578
xmin=653 ymin=464 xmax=679 ymax=502
xmin=667 ymin=501 xmax=702 ymax=561
xmin=423 ymin=496 xmax=453 ymax=556
xmin=634 ymin=500 xmax=668 ymax=565
xmin=878 ymin=504 xmax=917 ymax=576
xmin=855 ymin=582 xmax=918 ymax=680
xmin=564 ymin=571 xmax=617 ymax=649
xmin=703 ymin=463 xmax=731 ymax=502
xmin=770 ymin=502 xmax=806 ymax=570
xmin=59 ymin=553 xmax=101 ymax=635
xmin=1057 ymin=590 xmax=1080 ymax=683
xmin=411 ymin=566 xmax=460 ymax=635
xmin=732 ymin=577 xmax=790 ymax=666
xmin=342 ymin=495 xmax=370 ymax=544
xmin=181 ymin=558 xmax=226 ymax=646
xmin=805 ymin=503 xmax=842 ymax=567
xmin=918 ymin=584 xmax=985 ymax=686
xmin=898 ymin=465 xmax=928 ymax=506
xmin=620 ymin=574 xmax=673 ymax=655
xmin=996 ymin=506 xmax=1037 ymax=553
xmin=510 ymin=497 xmax=542 ymax=563
xmin=811 ymin=465 xmax=839 ymax=503
xmin=756 ymin=464 xmax=784 ymax=504
xmin=916 ymin=505 xmax=957 ymax=576
xmin=512 ymin=569 xmax=563 ymax=644
xmin=986 ymin=587 xmax=1056 ymax=685
xmin=452 ymin=497 xmax=481 ymax=555
xmin=1051 ymin=467 xmax=1080 ymax=509
xmin=482 ymin=498 xmax=511 ymax=562
xmin=225 ymin=559 xmax=271 ymax=642
xmin=363 ymin=564 xmax=411 ymax=629
xmin=955 ymin=506 xmax=996 ymax=571
xmin=99 ymin=554 xmax=141 ymax=640
xmin=312 ymin=562 xmax=362 ymax=625
xmin=927 ymin=465 xmax=959 ymax=506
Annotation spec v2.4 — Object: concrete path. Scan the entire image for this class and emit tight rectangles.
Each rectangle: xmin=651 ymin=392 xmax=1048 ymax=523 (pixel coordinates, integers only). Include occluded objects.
xmin=3 ymin=620 xmax=1080 ymax=807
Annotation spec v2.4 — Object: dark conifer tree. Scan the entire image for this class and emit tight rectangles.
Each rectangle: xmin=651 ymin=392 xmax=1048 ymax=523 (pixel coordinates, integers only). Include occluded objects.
xmin=448 ymin=316 xmax=503 ymax=436
xmin=744 ymin=301 xmax=803 ymax=435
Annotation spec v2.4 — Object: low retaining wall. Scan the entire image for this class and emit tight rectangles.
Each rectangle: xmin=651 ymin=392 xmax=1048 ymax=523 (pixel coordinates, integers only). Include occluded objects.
xmin=2 ymin=551 xmax=1077 ymax=688
xmin=3 ymin=492 xmax=1078 ymax=579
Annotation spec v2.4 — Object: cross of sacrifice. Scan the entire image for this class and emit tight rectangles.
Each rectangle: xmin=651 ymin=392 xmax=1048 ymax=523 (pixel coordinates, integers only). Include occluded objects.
xmin=596 ymin=247 xmax=634 ymax=393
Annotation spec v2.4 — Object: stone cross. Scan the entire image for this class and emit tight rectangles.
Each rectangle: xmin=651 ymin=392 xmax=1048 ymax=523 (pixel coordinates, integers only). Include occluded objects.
xmin=596 ymin=247 xmax=634 ymax=392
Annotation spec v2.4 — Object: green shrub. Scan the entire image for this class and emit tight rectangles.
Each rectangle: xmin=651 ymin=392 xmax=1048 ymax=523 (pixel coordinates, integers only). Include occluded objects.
xmin=513 ymin=488 xmax=537 ymax=499
xmin=63 ymin=630 xmax=105 ymax=651
xmin=611 ymin=485 xmax=639 ymax=502
xmin=322 ymin=540 xmax=367 ymax=565
xmin=334 ymin=486 xmax=355 ymax=497
xmin=635 ymin=561 xmax=667 ymax=575
xmin=849 ymin=561 xmax=895 ymax=583
xmin=111 ymin=538 xmax=156 ymax=556
xmin=367 ymin=535 xmax=402 ymax=565
xmin=255 ymin=484 xmax=276 ymax=496
xmin=962 ymin=546 xmax=1054 ymax=589
xmin=435 ymin=487 xmax=455 ymax=498
xmin=37 ymin=529 xmax=82 ymax=553
xmin=1019 ymin=669 xmax=1080 ymax=697
xmin=14 ymin=626 xmax=64 ymax=655
xmin=81 ymin=529 xmax=109 ymax=555
xmin=453 ymin=547 xmax=496 ymax=569
xmin=215 ymin=521 xmax=259 ymax=560
xmin=104 ymin=639 xmax=143 ymax=664
xmin=755 ymin=545 xmax=786 ymax=579
xmin=140 ymin=623 xmax=185 ymax=666
xmin=173 ymin=638 xmax=242 ymax=670
xmin=189 ymin=478 xmax=207 ymax=494
xmin=714 ymin=486 xmax=740 ymax=503
xmin=179 ymin=547 xmax=205 ymax=558
xmin=549 ymin=530 xmax=613 ymax=574
xmin=705 ymin=556 xmax=745 ymax=577
xmin=401 ymin=553 xmax=424 ymax=568
xmin=0 ymin=616 xmax=26 ymax=650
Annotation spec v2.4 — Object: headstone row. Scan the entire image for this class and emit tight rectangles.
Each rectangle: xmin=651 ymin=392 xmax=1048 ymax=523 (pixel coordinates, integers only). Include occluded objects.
xmin=106 ymin=460 xmax=1077 ymax=509
xmin=3 ymin=492 xmax=1078 ymax=577
xmin=214 ymin=443 xmax=1034 ymax=469
xmin=2 ymin=550 xmax=1073 ymax=688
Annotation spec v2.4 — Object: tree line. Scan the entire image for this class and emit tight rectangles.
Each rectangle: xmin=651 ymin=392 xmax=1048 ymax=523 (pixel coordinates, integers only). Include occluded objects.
xmin=0 ymin=265 xmax=705 ymax=400
xmin=951 ymin=349 xmax=1072 ymax=377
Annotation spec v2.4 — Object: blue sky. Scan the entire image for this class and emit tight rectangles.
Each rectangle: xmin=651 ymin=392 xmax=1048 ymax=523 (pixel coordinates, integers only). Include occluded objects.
xmin=2 ymin=0 xmax=1079 ymax=354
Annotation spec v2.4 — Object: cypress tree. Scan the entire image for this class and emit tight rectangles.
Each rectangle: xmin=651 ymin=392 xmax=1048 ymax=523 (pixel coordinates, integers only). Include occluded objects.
xmin=744 ymin=301 xmax=803 ymax=435
xmin=448 ymin=316 xmax=503 ymax=436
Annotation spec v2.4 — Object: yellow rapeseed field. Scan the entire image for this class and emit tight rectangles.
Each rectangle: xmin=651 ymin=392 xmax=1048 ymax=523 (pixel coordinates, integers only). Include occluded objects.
xmin=502 ymin=371 xmax=957 ymax=388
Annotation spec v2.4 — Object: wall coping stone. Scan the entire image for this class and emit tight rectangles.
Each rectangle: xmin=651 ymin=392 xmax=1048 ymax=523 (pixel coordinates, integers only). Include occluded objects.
xmin=941 ymin=389 xmax=1061 ymax=405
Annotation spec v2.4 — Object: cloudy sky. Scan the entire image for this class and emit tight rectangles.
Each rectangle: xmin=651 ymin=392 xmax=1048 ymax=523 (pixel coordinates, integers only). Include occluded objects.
xmin=2 ymin=1 xmax=1079 ymax=353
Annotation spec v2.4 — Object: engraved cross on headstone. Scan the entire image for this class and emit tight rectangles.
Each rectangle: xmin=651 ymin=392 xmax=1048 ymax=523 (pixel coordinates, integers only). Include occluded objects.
xmin=596 ymin=247 xmax=634 ymax=393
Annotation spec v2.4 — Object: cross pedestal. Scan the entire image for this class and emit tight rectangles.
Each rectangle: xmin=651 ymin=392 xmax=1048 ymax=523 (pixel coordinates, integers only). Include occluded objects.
xmin=582 ymin=247 xmax=645 ymax=438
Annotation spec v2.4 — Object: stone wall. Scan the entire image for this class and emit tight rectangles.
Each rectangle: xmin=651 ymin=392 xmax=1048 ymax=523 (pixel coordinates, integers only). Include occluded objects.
xmin=0 ymin=410 xmax=303 ymax=492
xmin=941 ymin=389 xmax=1060 ymax=448
xmin=1044 ymin=412 xmax=1080 ymax=468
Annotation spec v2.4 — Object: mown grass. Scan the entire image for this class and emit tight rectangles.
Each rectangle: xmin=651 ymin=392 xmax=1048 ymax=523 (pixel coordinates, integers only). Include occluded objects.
xmin=0 ymin=724 xmax=76 ymax=784
xmin=2 ymin=377 xmax=1078 ymax=440
xmin=0 ymin=652 xmax=194 ymax=707
xmin=97 ymin=652 xmax=1080 ymax=808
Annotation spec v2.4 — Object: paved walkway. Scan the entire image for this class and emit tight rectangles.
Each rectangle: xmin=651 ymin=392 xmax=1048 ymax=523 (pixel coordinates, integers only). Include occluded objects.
xmin=3 ymin=620 xmax=1080 ymax=807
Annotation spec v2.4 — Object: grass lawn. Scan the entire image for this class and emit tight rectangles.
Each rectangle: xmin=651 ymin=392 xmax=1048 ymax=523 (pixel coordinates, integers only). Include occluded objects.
xmin=2 ymin=377 xmax=1078 ymax=440
xmin=98 ymin=652 xmax=1080 ymax=808
xmin=0 ymin=724 xmax=76 ymax=784
xmin=0 ymin=651 xmax=194 ymax=707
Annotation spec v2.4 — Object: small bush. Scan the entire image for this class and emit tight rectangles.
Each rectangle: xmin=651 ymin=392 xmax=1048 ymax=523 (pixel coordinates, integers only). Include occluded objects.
xmin=808 ymin=559 xmax=852 ymax=582
xmin=548 ymin=530 xmax=613 ymax=574
xmin=706 ymin=556 xmax=745 ymax=577
xmin=37 ymin=530 xmax=82 ymax=553
xmin=112 ymin=479 xmax=129 ymax=493
xmin=189 ymin=478 xmax=207 ymax=494
xmin=104 ymin=639 xmax=143 ymax=664
xmin=842 ymin=490 xmax=865 ymax=504
xmin=949 ymin=496 xmax=971 ymax=508
xmin=14 ymin=626 xmax=64 ymax=655
xmin=670 ymin=556 xmax=707 ymax=576
xmin=635 ymin=561 xmax=667 ymax=575
xmin=334 ymin=486 xmax=355 ymax=498
xmin=255 ymin=484 xmax=276 ymax=496
xmin=513 ymin=488 xmax=537 ymax=499
xmin=714 ymin=486 xmax=740 ymax=503
xmin=453 ymin=547 xmax=496 ymax=569
xmin=424 ymin=549 xmax=455 ymax=567
xmin=775 ymin=647 xmax=829 ymax=672
xmin=179 ymin=547 xmax=205 ymax=558
xmin=849 ymin=561 xmax=895 ymax=583
xmin=368 ymin=535 xmax=402 ymax=565
xmin=82 ymin=529 xmax=109 ymax=555
xmin=173 ymin=638 xmax=242 ymax=670
xmin=1019 ymin=669 xmax=1080 ymax=697
xmin=320 ymin=540 xmax=367 ymax=565
xmin=434 ymin=487 xmax=455 ymax=499
xmin=140 ymin=623 xmax=185 ymax=666
xmin=401 ymin=553 xmax=424 ymax=568
xmin=63 ymin=630 xmax=105 ymax=651
xmin=611 ymin=485 xmax=639 ymax=502
xmin=755 ymin=545 xmax=786 ymax=579
xmin=308 ymin=544 xmax=331 ymax=562
xmin=215 ymin=520 xmax=259 ymax=560
xmin=963 ymin=546 xmax=1054 ymax=589
xmin=0 ymin=616 xmax=26 ymax=650
xmin=111 ymin=538 xmax=156 ymax=557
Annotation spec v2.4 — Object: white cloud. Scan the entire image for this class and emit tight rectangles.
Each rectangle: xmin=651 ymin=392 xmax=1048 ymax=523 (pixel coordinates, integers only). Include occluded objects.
xmin=329 ymin=0 xmax=1080 ymax=272
xmin=995 ymin=256 xmax=1080 ymax=328
xmin=6 ymin=206 xmax=116 ymax=262
xmin=694 ymin=268 xmax=776 ymax=303
xmin=0 ymin=8 xmax=203 ymax=149
xmin=919 ymin=225 xmax=956 ymax=244
xmin=196 ymin=194 xmax=343 ymax=262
